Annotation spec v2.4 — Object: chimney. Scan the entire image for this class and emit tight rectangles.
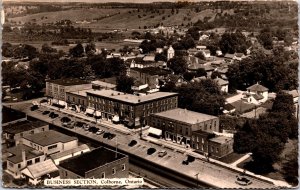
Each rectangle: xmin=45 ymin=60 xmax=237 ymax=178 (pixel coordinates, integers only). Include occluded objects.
xmin=22 ymin=150 xmax=26 ymax=162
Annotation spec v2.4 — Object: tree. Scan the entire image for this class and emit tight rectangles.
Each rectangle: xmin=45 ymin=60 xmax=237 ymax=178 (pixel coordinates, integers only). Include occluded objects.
xmin=233 ymin=120 xmax=257 ymax=153
xmin=211 ymin=71 xmax=221 ymax=79
xmin=85 ymin=42 xmax=96 ymax=55
xmin=183 ymin=72 xmax=195 ymax=81
xmin=219 ymin=31 xmax=249 ymax=54
xmin=69 ymin=43 xmax=84 ymax=57
xmin=155 ymin=53 xmax=167 ymax=62
xmin=41 ymin=43 xmax=57 ymax=53
xmin=281 ymin=149 xmax=298 ymax=186
xmin=196 ymin=68 xmax=207 ymax=77
xmin=195 ymin=51 xmax=206 ymax=60
xmin=167 ymin=56 xmax=188 ymax=75
xmin=271 ymin=91 xmax=294 ymax=117
xmin=116 ymin=75 xmax=134 ymax=94
xmin=258 ymin=28 xmax=273 ymax=50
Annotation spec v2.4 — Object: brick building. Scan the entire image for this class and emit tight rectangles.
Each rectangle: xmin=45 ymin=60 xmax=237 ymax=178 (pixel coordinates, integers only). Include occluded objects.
xmin=45 ymin=78 xmax=92 ymax=103
xmin=86 ymin=89 xmax=178 ymax=128
xmin=149 ymin=108 xmax=219 ymax=146
xmin=59 ymin=147 xmax=128 ymax=179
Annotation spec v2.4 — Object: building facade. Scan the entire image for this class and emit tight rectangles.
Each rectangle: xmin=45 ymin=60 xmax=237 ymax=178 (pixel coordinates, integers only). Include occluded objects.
xmin=59 ymin=147 xmax=129 ymax=179
xmin=45 ymin=78 xmax=92 ymax=102
xmin=3 ymin=120 xmax=49 ymax=147
xmin=86 ymin=90 xmax=178 ymax=127
xmin=20 ymin=130 xmax=78 ymax=156
xmin=6 ymin=145 xmax=45 ymax=178
xmin=149 ymin=108 xmax=219 ymax=146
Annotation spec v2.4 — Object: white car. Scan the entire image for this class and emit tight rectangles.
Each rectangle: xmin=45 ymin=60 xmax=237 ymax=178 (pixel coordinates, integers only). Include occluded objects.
xmin=84 ymin=125 xmax=90 ymax=131
xmin=96 ymin=129 xmax=104 ymax=135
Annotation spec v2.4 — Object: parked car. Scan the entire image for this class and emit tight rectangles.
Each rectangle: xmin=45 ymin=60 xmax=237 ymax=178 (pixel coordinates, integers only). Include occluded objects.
xmin=49 ymin=112 xmax=58 ymax=118
xmin=235 ymin=175 xmax=252 ymax=186
xmin=74 ymin=121 xmax=85 ymax=128
xmin=147 ymin=148 xmax=156 ymax=155
xmin=84 ymin=125 xmax=90 ymax=131
xmin=40 ymin=99 xmax=48 ymax=103
xmin=182 ymin=160 xmax=189 ymax=165
xmin=187 ymin=155 xmax=195 ymax=162
xmin=89 ymin=126 xmax=98 ymax=133
xmin=30 ymin=105 xmax=38 ymax=111
xmin=103 ymin=132 xmax=110 ymax=138
xmin=61 ymin=117 xmax=71 ymax=123
xmin=158 ymin=150 xmax=167 ymax=157
xmin=128 ymin=140 xmax=137 ymax=147
xmin=42 ymin=111 xmax=50 ymax=115
xmin=96 ymin=129 xmax=105 ymax=135
xmin=107 ymin=133 xmax=116 ymax=140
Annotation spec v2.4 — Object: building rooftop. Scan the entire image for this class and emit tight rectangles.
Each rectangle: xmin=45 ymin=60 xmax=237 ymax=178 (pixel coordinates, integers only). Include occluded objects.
xmin=67 ymin=89 xmax=91 ymax=97
xmin=22 ymin=130 xmax=77 ymax=146
xmin=209 ymin=136 xmax=233 ymax=144
xmin=47 ymin=78 xmax=90 ymax=86
xmin=131 ymin=67 xmax=171 ymax=76
xmin=86 ymin=89 xmax=177 ymax=104
xmin=6 ymin=144 xmax=43 ymax=164
xmin=247 ymin=83 xmax=269 ymax=92
xmin=50 ymin=144 xmax=90 ymax=160
xmin=98 ymin=77 xmax=117 ymax=85
xmin=91 ymin=80 xmax=116 ymax=89
xmin=3 ymin=120 xmax=48 ymax=134
xmin=214 ymin=77 xmax=229 ymax=86
xmin=59 ymin=147 xmax=127 ymax=177
xmin=21 ymin=159 xmax=58 ymax=179
xmin=2 ymin=106 xmax=26 ymax=124
xmin=153 ymin=108 xmax=218 ymax=124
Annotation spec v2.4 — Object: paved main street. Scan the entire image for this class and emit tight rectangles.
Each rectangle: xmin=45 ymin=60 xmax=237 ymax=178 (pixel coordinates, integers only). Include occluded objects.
xmin=4 ymin=100 xmax=289 ymax=189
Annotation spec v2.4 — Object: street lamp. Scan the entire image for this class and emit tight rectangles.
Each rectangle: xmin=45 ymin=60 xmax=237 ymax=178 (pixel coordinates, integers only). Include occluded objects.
xmin=195 ymin=172 xmax=199 ymax=188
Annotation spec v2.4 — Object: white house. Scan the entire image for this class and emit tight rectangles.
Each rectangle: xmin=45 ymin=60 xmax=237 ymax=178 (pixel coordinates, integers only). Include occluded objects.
xmin=167 ymin=46 xmax=175 ymax=60
xmin=242 ymin=83 xmax=269 ymax=105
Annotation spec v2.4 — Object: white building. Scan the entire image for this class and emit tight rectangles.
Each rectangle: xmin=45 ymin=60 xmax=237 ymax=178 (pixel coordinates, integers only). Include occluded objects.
xmin=242 ymin=83 xmax=269 ymax=105
xmin=167 ymin=46 xmax=175 ymax=60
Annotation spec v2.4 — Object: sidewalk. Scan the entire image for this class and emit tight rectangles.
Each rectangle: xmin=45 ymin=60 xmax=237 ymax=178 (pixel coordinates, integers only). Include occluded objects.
xmin=41 ymin=103 xmax=133 ymax=135
xmin=143 ymin=135 xmax=291 ymax=188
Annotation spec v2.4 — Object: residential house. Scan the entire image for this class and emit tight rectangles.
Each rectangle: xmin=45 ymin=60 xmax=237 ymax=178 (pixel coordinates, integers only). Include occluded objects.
xmin=3 ymin=120 xmax=49 ymax=147
xmin=167 ymin=46 xmax=175 ymax=60
xmin=148 ymin=108 xmax=219 ymax=146
xmin=223 ymin=103 xmax=236 ymax=114
xmin=224 ymin=53 xmax=235 ymax=63
xmin=86 ymin=89 xmax=178 ymax=127
xmin=59 ymin=147 xmax=129 ymax=179
xmin=242 ymin=83 xmax=269 ymax=105
xmin=21 ymin=159 xmax=59 ymax=185
xmin=213 ymin=77 xmax=229 ymax=93
xmin=20 ymin=130 xmax=78 ymax=156
xmin=202 ymin=50 xmax=211 ymax=58
xmin=6 ymin=144 xmax=45 ymax=178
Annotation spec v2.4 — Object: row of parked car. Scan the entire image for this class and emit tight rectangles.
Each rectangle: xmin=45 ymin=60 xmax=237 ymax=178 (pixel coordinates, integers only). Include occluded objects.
xmin=127 ymin=140 xmax=168 ymax=157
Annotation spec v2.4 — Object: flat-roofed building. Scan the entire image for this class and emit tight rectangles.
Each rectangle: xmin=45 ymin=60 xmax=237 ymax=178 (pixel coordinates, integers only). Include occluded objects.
xmin=59 ymin=147 xmax=129 ymax=179
xmin=45 ymin=78 xmax=92 ymax=103
xmin=20 ymin=130 xmax=78 ymax=156
xmin=86 ymin=89 xmax=178 ymax=128
xmin=149 ymin=108 xmax=219 ymax=146
xmin=3 ymin=120 xmax=49 ymax=147
xmin=91 ymin=80 xmax=116 ymax=90
xmin=66 ymin=89 xmax=90 ymax=111
xmin=6 ymin=144 xmax=45 ymax=178
xmin=2 ymin=106 xmax=27 ymax=127
xmin=207 ymin=136 xmax=234 ymax=158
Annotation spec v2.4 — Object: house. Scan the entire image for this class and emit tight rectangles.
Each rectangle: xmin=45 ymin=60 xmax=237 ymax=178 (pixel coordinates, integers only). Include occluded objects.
xmin=233 ymin=53 xmax=246 ymax=61
xmin=20 ymin=130 xmax=78 ymax=156
xmin=50 ymin=144 xmax=90 ymax=165
xmin=196 ymin=45 xmax=207 ymax=51
xmin=156 ymin=48 xmax=163 ymax=54
xmin=202 ymin=50 xmax=211 ymax=58
xmin=3 ymin=120 xmax=49 ymax=147
xmin=6 ymin=144 xmax=46 ymax=178
xmin=21 ymin=159 xmax=59 ymax=185
xmin=188 ymin=63 xmax=215 ymax=76
xmin=187 ymin=48 xmax=199 ymax=56
xmin=163 ymin=74 xmax=187 ymax=87
xmin=45 ymin=78 xmax=92 ymax=106
xmin=216 ymin=50 xmax=223 ymax=56
xmin=224 ymin=53 xmax=235 ymax=63
xmin=242 ymin=83 xmax=269 ymax=105
xmin=199 ymin=34 xmax=209 ymax=41
xmin=223 ymin=103 xmax=236 ymax=114
xmin=213 ymin=77 xmax=229 ymax=93
xmin=148 ymin=108 xmax=219 ymax=146
xmin=59 ymin=147 xmax=129 ymax=179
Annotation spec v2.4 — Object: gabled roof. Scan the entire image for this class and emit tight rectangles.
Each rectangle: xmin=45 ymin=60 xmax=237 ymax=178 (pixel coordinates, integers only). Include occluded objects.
xmin=21 ymin=159 xmax=58 ymax=179
xmin=224 ymin=103 xmax=235 ymax=111
xmin=214 ymin=78 xmax=228 ymax=86
xmin=247 ymin=84 xmax=268 ymax=92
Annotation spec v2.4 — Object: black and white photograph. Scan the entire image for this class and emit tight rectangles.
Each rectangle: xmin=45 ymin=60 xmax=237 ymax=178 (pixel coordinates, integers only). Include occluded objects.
xmin=1 ymin=0 xmax=298 ymax=189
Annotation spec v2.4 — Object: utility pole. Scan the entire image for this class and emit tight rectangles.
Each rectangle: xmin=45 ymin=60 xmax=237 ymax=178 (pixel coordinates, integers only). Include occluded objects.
xmin=195 ymin=173 xmax=199 ymax=188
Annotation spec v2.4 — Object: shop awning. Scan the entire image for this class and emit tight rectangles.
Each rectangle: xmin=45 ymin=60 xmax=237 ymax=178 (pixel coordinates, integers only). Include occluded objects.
xmin=58 ymin=100 xmax=65 ymax=106
xmin=85 ymin=108 xmax=94 ymax=115
xmin=94 ymin=111 xmax=101 ymax=117
xmin=112 ymin=115 xmax=120 ymax=122
xmin=148 ymin=127 xmax=162 ymax=137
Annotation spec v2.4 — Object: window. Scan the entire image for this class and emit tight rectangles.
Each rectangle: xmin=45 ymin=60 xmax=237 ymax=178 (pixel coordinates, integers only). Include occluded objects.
xmin=202 ymin=138 xmax=204 ymax=144
xmin=216 ymin=148 xmax=219 ymax=153
xmin=112 ymin=168 xmax=116 ymax=175
xmin=73 ymin=97 xmax=75 ymax=102
xmin=48 ymin=144 xmax=58 ymax=150
xmin=122 ymin=164 xmax=126 ymax=171
xmin=101 ymin=172 xmax=105 ymax=178
xmin=196 ymin=136 xmax=199 ymax=142
xmin=35 ymin=157 xmax=40 ymax=163
xmin=27 ymin=160 xmax=33 ymax=165
xmin=18 ymin=164 xmax=21 ymax=168
xmin=65 ymin=171 xmax=68 ymax=177
xmin=42 ymin=128 xmax=45 ymax=132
